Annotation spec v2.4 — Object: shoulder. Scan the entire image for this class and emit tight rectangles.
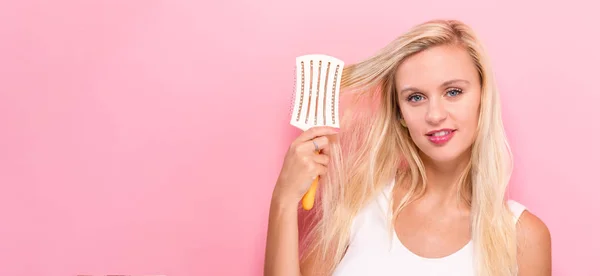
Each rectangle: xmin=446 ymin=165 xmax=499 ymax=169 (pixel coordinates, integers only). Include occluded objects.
xmin=509 ymin=201 xmax=552 ymax=275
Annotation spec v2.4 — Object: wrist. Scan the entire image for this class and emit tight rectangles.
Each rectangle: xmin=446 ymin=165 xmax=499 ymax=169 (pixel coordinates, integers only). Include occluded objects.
xmin=271 ymin=188 xmax=299 ymax=210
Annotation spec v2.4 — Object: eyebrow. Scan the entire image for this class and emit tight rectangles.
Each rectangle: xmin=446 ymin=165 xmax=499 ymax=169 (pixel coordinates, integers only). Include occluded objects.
xmin=399 ymin=79 xmax=470 ymax=94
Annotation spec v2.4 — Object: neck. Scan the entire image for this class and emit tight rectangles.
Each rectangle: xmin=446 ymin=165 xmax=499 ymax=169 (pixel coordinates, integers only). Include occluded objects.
xmin=418 ymin=150 xmax=471 ymax=206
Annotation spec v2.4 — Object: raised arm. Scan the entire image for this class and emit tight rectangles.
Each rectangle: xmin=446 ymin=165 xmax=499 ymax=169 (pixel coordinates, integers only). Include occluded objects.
xmin=263 ymin=126 xmax=338 ymax=276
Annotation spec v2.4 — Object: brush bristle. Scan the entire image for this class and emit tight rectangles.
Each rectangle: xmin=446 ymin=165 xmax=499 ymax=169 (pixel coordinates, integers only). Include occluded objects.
xmin=290 ymin=54 xmax=344 ymax=131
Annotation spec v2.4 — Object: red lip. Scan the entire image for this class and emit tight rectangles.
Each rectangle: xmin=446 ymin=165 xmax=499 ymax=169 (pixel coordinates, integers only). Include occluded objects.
xmin=425 ymin=129 xmax=456 ymax=145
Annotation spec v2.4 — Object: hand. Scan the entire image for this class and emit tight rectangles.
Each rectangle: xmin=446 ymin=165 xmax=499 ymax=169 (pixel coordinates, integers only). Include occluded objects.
xmin=272 ymin=126 xmax=339 ymax=206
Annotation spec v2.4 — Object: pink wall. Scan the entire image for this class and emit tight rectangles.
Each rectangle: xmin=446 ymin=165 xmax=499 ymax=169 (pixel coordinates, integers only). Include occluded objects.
xmin=1 ymin=0 xmax=598 ymax=275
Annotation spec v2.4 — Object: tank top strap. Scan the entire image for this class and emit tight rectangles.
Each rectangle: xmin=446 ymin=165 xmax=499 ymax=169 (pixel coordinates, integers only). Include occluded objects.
xmin=506 ymin=199 xmax=527 ymax=224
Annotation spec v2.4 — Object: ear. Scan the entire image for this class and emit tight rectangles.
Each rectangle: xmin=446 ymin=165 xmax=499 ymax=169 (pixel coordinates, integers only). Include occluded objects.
xmin=400 ymin=118 xmax=407 ymax=127
xmin=395 ymin=105 xmax=406 ymax=128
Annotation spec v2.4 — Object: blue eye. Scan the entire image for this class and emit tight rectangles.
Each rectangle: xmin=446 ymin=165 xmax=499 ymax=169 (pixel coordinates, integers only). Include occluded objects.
xmin=446 ymin=88 xmax=463 ymax=97
xmin=407 ymin=94 xmax=424 ymax=102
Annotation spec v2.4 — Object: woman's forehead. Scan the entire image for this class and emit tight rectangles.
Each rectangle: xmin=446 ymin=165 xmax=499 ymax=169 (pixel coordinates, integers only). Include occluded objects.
xmin=394 ymin=45 xmax=479 ymax=88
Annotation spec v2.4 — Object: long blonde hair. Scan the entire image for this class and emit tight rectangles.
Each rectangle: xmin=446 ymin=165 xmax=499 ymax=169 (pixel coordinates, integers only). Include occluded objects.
xmin=299 ymin=19 xmax=517 ymax=276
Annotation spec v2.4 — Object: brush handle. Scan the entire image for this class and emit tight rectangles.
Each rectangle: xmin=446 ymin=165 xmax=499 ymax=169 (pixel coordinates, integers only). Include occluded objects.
xmin=302 ymin=176 xmax=319 ymax=210
xmin=301 ymin=150 xmax=321 ymax=210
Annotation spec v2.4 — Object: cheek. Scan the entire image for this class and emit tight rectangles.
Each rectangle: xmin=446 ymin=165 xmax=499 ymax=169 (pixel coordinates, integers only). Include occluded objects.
xmin=453 ymin=98 xmax=481 ymax=137
xmin=456 ymin=107 xmax=478 ymax=125
xmin=464 ymin=96 xmax=481 ymax=124
xmin=398 ymin=103 xmax=430 ymax=138
xmin=401 ymin=112 xmax=427 ymax=139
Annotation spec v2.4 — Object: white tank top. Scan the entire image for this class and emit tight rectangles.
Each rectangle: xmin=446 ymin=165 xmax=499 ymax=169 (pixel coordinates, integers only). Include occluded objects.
xmin=332 ymin=180 xmax=526 ymax=276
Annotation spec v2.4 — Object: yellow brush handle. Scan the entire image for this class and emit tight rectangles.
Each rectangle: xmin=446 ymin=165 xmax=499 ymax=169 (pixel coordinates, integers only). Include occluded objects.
xmin=302 ymin=149 xmax=321 ymax=210
xmin=301 ymin=176 xmax=319 ymax=210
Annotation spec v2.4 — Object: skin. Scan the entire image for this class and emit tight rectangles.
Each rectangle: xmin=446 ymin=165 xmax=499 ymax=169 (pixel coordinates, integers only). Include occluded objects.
xmin=393 ymin=44 xmax=481 ymax=259
xmin=394 ymin=44 xmax=551 ymax=274
xmin=265 ymin=126 xmax=337 ymax=276
xmin=264 ymin=44 xmax=551 ymax=275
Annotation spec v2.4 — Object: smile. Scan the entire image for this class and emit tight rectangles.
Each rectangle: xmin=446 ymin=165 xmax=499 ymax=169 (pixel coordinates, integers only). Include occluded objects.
xmin=425 ymin=129 xmax=456 ymax=145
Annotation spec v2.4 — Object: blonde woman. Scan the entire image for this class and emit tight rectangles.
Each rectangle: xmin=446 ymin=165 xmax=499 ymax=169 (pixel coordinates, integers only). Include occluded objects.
xmin=264 ymin=19 xmax=551 ymax=276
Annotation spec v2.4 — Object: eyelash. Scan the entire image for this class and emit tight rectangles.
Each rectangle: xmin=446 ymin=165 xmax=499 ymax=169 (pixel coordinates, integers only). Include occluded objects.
xmin=406 ymin=88 xmax=463 ymax=102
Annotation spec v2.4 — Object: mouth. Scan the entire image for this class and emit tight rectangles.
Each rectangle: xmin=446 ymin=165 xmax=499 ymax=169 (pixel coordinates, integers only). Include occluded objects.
xmin=425 ymin=129 xmax=457 ymax=145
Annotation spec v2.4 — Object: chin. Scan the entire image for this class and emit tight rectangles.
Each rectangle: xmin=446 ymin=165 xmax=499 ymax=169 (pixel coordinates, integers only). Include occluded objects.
xmin=416 ymin=141 xmax=470 ymax=165
xmin=421 ymin=151 xmax=461 ymax=164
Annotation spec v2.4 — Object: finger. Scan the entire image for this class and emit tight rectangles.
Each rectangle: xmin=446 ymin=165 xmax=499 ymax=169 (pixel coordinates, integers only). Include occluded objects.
xmin=311 ymin=136 xmax=330 ymax=152
xmin=297 ymin=135 xmax=331 ymax=154
xmin=313 ymin=153 xmax=330 ymax=165
xmin=297 ymin=126 xmax=339 ymax=142
xmin=321 ymin=144 xmax=332 ymax=156
xmin=320 ymin=163 xmax=329 ymax=176
xmin=314 ymin=163 xmax=328 ymax=177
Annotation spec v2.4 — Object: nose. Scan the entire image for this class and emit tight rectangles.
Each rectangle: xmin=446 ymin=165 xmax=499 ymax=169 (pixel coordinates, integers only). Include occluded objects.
xmin=425 ymin=100 xmax=447 ymax=125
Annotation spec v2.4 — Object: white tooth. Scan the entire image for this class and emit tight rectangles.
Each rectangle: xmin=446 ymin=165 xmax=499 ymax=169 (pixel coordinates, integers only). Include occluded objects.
xmin=433 ymin=131 xmax=448 ymax=137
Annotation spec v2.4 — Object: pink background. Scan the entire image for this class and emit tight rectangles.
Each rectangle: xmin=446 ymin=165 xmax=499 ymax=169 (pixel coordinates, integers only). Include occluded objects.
xmin=1 ymin=0 xmax=598 ymax=275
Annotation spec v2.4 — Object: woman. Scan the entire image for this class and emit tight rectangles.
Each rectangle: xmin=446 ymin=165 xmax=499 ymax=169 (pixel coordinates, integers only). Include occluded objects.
xmin=264 ymin=19 xmax=551 ymax=276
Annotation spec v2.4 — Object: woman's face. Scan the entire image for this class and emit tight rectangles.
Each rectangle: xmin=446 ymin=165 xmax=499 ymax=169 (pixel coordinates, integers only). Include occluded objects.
xmin=395 ymin=44 xmax=482 ymax=165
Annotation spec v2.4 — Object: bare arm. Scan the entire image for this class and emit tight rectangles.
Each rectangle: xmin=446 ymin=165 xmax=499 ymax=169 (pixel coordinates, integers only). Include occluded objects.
xmin=264 ymin=193 xmax=303 ymax=276
xmin=517 ymin=210 xmax=552 ymax=275
xmin=263 ymin=126 xmax=338 ymax=276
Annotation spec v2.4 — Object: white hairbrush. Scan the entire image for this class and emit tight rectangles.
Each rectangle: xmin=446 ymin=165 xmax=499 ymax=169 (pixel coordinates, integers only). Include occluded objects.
xmin=290 ymin=54 xmax=345 ymax=210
